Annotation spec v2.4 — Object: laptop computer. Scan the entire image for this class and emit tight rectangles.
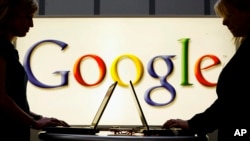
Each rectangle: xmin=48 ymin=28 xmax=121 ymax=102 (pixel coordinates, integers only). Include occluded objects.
xmin=129 ymin=80 xmax=195 ymax=136
xmin=42 ymin=81 xmax=118 ymax=135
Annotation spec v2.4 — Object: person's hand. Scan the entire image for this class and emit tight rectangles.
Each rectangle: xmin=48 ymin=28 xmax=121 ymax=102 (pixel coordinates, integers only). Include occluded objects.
xmin=162 ymin=119 xmax=189 ymax=129
xmin=32 ymin=117 xmax=70 ymax=130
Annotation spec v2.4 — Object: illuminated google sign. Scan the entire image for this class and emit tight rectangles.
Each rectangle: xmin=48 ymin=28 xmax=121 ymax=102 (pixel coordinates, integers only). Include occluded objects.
xmin=16 ymin=17 xmax=235 ymax=124
xmin=24 ymin=38 xmax=221 ymax=106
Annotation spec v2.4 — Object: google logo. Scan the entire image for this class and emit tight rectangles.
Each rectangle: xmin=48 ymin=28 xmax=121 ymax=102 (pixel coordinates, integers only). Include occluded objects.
xmin=23 ymin=39 xmax=221 ymax=106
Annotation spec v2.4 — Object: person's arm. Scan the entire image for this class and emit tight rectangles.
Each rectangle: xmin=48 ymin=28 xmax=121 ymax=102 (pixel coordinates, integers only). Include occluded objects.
xmin=0 ymin=58 xmax=69 ymax=130
xmin=0 ymin=57 xmax=36 ymax=127
xmin=188 ymin=99 xmax=220 ymax=134
xmin=29 ymin=111 xmax=43 ymax=120
xmin=163 ymin=99 xmax=220 ymax=134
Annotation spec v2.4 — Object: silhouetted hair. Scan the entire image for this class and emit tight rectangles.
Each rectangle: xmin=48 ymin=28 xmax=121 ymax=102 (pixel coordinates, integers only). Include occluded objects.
xmin=0 ymin=0 xmax=38 ymax=39
xmin=214 ymin=0 xmax=250 ymax=47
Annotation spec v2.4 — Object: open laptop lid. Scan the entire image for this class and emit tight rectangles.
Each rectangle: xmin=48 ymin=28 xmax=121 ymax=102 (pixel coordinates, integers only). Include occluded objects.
xmin=129 ymin=80 xmax=149 ymax=131
xmin=129 ymin=81 xmax=195 ymax=136
xmin=90 ymin=81 xmax=118 ymax=129
xmin=42 ymin=81 xmax=118 ymax=135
